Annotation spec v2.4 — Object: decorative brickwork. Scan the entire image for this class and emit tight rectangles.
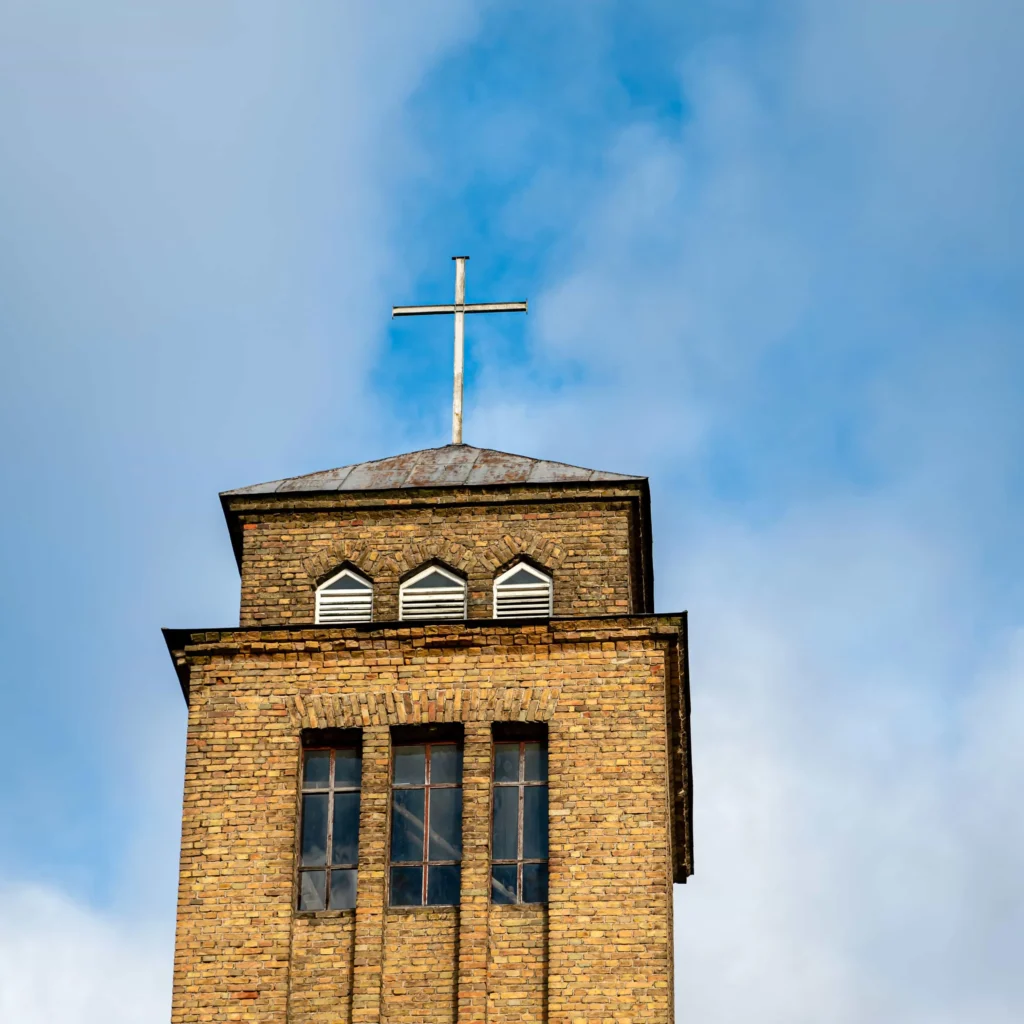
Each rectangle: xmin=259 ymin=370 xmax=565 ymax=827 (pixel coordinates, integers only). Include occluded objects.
xmin=224 ymin=482 xmax=652 ymax=624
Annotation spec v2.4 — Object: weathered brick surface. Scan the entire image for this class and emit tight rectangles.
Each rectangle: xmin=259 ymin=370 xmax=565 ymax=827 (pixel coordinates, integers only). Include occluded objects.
xmin=488 ymin=905 xmax=547 ymax=1023
xmin=226 ymin=484 xmax=650 ymax=625
xmin=288 ymin=914 xmax=355 ymax=1023
xmin=168 ymin=619 xmax=689 ymax=1024
xmin=381 ymin=908 xmax=459 ymax=1023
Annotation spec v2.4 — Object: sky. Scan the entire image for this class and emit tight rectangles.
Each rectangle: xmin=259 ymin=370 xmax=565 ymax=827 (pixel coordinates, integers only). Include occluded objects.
xmin=0 ymin=1 xmax=1022 ymax=1020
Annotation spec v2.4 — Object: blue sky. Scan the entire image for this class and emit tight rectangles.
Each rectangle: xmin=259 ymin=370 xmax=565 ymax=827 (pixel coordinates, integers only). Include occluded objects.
xmin=1 ymin=2 xmax=1023 ymax=1020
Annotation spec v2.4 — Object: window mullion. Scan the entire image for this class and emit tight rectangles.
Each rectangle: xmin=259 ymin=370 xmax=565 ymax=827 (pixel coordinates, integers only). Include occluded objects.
xmin=325 ymin=751 xmax=336 ymax=907
xmin=517 ymin=743 xmax=525 ymax=903
xmin=423 ymin=744 xmax=431 ymax=904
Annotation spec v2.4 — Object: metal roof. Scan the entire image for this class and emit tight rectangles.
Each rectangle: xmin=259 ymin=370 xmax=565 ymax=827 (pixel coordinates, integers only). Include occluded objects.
xmin=223 ymin=445 xmax=644 ymax=496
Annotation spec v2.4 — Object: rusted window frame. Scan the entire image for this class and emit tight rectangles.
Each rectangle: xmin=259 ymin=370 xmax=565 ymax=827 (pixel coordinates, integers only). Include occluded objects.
xmin=491 ymin=738 xmax=548 ymax=904
xmin=297 ymin=744 xmax=362 ymax=910
xmin=389 ymin=739 xmax=463 ymax=906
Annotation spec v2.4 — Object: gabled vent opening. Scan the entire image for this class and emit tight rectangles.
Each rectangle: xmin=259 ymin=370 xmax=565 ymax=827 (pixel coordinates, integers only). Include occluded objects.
xmin=399 ymin=566 xmax=467 ymax=621
xmin=315 ymin=568 xmax=373 ymax=624
xmin=493 ymin=564 xmax=552 ymax=619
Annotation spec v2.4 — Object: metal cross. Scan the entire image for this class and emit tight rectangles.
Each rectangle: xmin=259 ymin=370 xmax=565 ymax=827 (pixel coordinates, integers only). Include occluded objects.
xmin=392 ymin=256 xmax=528 ymax=445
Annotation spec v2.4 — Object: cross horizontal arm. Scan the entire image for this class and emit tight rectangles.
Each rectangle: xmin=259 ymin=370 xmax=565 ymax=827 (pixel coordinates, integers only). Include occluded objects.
xmin=392 ymin=304 xmax=455 ymax=316
xmin=392 ymin=301 xmax=528 ymax=318
xmin=463 ymin=301 xmax=528 ymax=314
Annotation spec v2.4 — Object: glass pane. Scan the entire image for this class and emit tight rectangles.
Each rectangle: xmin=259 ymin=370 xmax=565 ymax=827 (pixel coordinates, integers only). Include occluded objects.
xmin=430 ymin=744 xmax=463 ymax=785
xmin=325 ymin=572 xmax=370 ymax=590
xmin=492 ymin=786 xmax=519 ymax=861
xmin=394 ymin=745 xmax=426 ymax=785
xmin=428 ymin=787 xmax=462 ymax=861
xmin=522 ymin=786 xmax=548 ymax=860
xmin=408 ymin=569 xmax=458 ymax=589
xmin=491 ymin=864 xmax=517 ymax=905
xmin=334 ymin=749 xmax=362 ymax=788
xmin=303 ymin=751 xmax=330 ymax=789
xmin=299 ymin=870 xmax=326 ymax=911
xmin=427 ymin=864 xmax=461 ymax=906
xmin=524 ymin=743 xmax=547 ymax=782
xmin=522 ymin=863 xmax=548 ymax=904
xmin=390 ymin=788 xmax=425 ymax=862
xmin=300 ymin=793 xmax=329 ymax=866
xmin=503 ymin=567 xmax=541 ymax=586
xmin=493 ymin=743 xmax=519 ymax=783
xmin=390 ymin=866 xmax=422 ymax=906
xmin=332 ymin=792 xmax=361 ymax=865
xmin=329 ymin=868 xmax=358 ymax=910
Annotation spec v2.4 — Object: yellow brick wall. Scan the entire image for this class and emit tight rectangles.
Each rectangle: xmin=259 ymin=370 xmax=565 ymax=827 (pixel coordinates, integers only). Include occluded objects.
xmin=230 ymin=488 xmax=646 ymax=625
xmin=169 ymin=619 xmax=684 ymax=1024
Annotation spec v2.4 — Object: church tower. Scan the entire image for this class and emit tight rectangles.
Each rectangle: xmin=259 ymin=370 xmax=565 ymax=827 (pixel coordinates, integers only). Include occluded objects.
xmin=165 ymin=443 xmax=693 ymax=1024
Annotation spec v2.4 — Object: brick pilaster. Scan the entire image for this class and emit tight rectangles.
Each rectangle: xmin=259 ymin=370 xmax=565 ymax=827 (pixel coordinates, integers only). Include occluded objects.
xmin=351 ymin=725 xmax=390 ymax=1023
xmin=457 ymin=721 xmax=492 ymax=1023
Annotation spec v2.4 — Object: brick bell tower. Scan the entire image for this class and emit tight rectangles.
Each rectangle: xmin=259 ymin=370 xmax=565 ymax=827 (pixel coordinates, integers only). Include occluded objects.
xmin=164 ymin=443 xmax=693 ymax=1024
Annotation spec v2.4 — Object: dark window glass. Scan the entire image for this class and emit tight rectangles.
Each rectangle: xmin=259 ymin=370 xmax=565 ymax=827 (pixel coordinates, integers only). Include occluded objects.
xmin=391 ymin=789 xmax=425 ymax=863
xmin=523 ymin=787 xmax=549 ymax=860
xmin=298 ymin=745 xmax=362 ymax=911
xmin=491 ymin=736 xmax=548 ymax=905
xmin=330 ymin=868 xmax=358 ymax=909
xmin=332 ymin=792 xmax=361 ymax=865
xmin=492 ymin=863 xmax=517 ymax=905
xmin=493 ymin=743 xmax=519 ymax=783
xmin=428 ymin=864 xmax=461 ymax=906
xmin=430 ymin=745 xmax=463 ymax=785
xmin=492 ymin=787 xmax=518 ymax=860
xmin=390 ymin=866 xmax=422 ymax=906
xmin=522 ymin=862 xmax=548 ymax=904
xmin=428 ymin=787 xmax=462 ymax=861
xmin=394 ymin=745 xmax=426 ymax=785
xmin=389 ymin=740 xmax=463 ymax=906
xmin=300 ymin=794 xmax=328 ymax=865
xmin=524 ymin=742 xmax=547 ymax=782
xmin=299 ymin=869 xmax=327 ymax=911
xmin=304 ymin=751 xmax=331 ymax=789
xmin=325 ymin=573 xmax=370 ymax=590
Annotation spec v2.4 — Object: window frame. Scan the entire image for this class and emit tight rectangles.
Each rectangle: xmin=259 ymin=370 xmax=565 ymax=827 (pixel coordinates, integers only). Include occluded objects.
xmin=493 ymin=561 xmax=553 ymax=619
xmin=296 ymin=743 xmax=362 ymax=911
xmin=389 ymin=738 xmax=464 ymax=906
xmin=398 ymin=563 xmax=468 ymax=621
xmin=491 ymin=735 xmax=549 ymax=905
xmin=314 ymin=566 xmax=373 ymax=624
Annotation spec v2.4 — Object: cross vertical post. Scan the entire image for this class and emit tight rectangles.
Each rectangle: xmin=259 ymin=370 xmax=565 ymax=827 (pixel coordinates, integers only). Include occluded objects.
xmin=392 ymin=257 xmax=528 ymax=445
xmin=453 ymin=256 xmax=467 ymax=444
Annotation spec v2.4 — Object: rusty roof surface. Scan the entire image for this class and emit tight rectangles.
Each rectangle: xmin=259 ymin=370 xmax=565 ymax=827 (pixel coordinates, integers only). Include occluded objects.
xmin=223 ymin=445 xmax=644 ymax=496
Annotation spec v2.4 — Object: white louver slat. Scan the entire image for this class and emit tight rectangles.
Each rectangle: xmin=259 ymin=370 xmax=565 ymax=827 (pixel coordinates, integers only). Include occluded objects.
xmin=315 ymin=568 xmax=373 ymax=624
xmin=399 ymin=566 xmax=467 ymax=621
xmin=494 ymin=564 xmax=552 ymax=619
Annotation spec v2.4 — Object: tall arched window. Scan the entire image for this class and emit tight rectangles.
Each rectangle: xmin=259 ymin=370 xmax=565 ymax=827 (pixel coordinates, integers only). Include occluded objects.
xmin=315 ymin=567 xmax=373 ymax=624
xmin=493 ymin=563 xmax=552 ymax=618
xmin=399 ymin=565 xmax=467 ymax=621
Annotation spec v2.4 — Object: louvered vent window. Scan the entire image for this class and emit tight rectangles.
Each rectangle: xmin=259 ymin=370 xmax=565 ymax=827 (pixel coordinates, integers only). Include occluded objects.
xmin=399 ymin=566 xmax=467 ymax=621
xmin=493 ymin=563 xmax=553 ymax=619
xmin=315 ymin=568 xmax=373 ymax=624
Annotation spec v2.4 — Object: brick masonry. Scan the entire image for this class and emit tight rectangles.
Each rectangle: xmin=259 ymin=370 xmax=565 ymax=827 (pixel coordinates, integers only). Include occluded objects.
xmin=166 ymin=477 xmax=691 ymax=1024
xmin=223 ymin=482 xmax=653 ymax=624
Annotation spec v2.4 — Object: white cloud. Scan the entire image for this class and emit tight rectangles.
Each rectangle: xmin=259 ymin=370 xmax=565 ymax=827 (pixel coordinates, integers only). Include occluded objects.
xmin=673 ymin=512 xmax=1024 ymax=1023
xmin=0 ymin=886 xmax=169 ymax=1024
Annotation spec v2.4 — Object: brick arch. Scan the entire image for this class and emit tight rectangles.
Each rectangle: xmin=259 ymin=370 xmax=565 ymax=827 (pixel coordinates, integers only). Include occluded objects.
xmin=477 ymin=530 xmax=567 ymax=575
xmin=393 ymin=536 xmax=478 ymax=576
xmin=301 ymin=543 xmax=401 ymax=587
xmin=291 ymin=685 xmax=561 ymax=730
